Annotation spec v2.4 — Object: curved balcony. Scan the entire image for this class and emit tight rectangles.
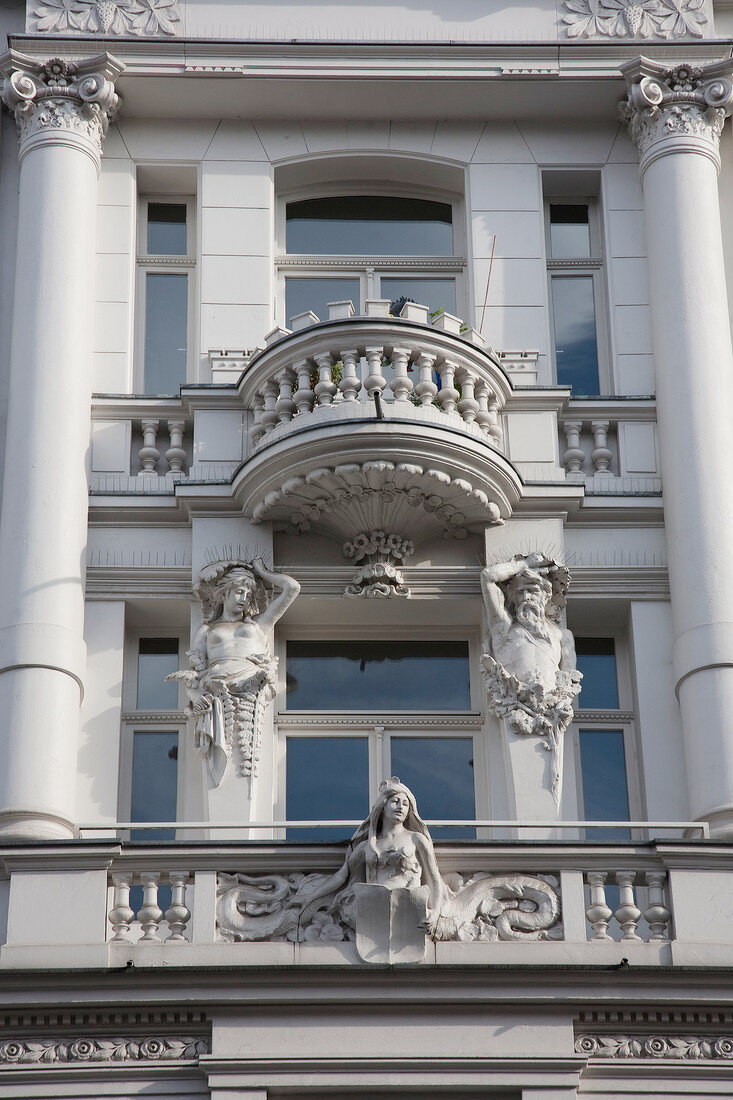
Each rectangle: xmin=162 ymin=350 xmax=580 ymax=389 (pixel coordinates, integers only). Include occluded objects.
xmin=233 ymin=307 xmax=523 ymax=548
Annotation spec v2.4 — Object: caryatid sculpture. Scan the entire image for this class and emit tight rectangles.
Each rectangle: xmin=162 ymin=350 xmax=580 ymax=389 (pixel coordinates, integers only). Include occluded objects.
xmin=168 ymin=559 xmax=300 ymax=786
xmin=480 ymin=553 xmax=581 ymax=804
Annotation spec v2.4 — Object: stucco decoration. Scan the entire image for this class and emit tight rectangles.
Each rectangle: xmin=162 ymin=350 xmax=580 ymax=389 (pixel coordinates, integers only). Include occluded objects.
xmin=562 ymin=0 xmax=708 ymax=39
xmin=29 ymin=0 xmax=181 ymax=36
xmin=480 ymin=554 xmax=581 ymax=805
xmin=1 ymin=53 xmax=121 ymax=158
xmin=217 ymin=778 xmax=561 ymax=960
xmin=575 ymin=1034 xmax=733 ymax=1059
xmin=167 ymin=559 xmax=299 ymax=786
xmin=620 ymin=60 xmax=733 ymax=164
xmin=343 ymin=531 xmax=413 ymax=598
xmin=0 ymin=1036 xmax=208 ymax=1063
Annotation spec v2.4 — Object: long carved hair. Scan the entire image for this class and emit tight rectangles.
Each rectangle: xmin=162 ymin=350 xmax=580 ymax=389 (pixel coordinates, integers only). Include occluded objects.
xmin=349 ymin=777 xmax=432 ymax=884
xmin=194 ymin=559 xmax=268 ymax=622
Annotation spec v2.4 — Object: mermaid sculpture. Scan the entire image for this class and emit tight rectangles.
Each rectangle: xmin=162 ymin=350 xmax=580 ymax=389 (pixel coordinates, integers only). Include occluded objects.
xmin=169 ymin=558 xmax=299 ymax=785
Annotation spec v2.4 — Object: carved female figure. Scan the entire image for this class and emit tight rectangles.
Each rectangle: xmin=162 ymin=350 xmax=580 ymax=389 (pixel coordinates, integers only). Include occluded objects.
xmin=169 ymin=558 xmax=299 ymax=785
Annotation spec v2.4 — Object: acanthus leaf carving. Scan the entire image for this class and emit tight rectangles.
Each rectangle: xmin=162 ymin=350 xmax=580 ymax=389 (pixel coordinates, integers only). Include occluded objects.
xmin=562 ymin=0 xmax=708 ymax=40
xmin=0 ymin=1036 xmax=208 ymax=1064
xmin=575 ymin=1033 xmax=733 ymax=1059
xmin=30 ymin=0 xmax=181 ymax=37
xmin=343 ymin=530 xmax=413 ymax=599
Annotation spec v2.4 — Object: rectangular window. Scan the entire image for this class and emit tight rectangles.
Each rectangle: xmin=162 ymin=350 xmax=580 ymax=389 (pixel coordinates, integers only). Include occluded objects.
xmin=285 ymin=640 xmax=471 ymax=711
xmin=137 ymin=196 xmax=195 ymax=394
xmin=390 ymin=736 xmax=475 ymax=839
xmin=545 ymin=197 xmax=606 ymax=395
xmin=575 ymin=637 xmax=619 ymax=709
xmin=286 ymin=196 xmax=453 ymax=256
xmin=286 ymin=736 xmax=370 ymax=840
xmin=131 ymin=730 xmax=179 ymax=841
xmin=136 ymin=637 xmax=180 ymax=711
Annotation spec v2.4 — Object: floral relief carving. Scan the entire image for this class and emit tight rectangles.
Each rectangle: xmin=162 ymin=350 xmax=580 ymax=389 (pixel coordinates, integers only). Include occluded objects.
xmin=31 ymin=0 xmax=180 ymax=36
xmin=576 ymin=1034 xmax=733 ymax=1059
xmin=562 ymin=0 xmax=708 ymax=39
xmin=0 ymin=1036 xmax=208 ymax=1064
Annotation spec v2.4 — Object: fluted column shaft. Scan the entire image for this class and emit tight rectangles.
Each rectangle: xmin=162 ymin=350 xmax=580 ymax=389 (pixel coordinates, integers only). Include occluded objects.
xmin=0 ymin=51 xmax=122 ymax=838
xmin=623 ymin=58 xmax=733 ymax=837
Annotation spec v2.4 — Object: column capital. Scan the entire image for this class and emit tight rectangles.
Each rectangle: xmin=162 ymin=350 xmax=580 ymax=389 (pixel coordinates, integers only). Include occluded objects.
xmin=0 ymin=50 xmax=123 ymax=169
xmin=620 ymin=56 xmax=733 ymax=175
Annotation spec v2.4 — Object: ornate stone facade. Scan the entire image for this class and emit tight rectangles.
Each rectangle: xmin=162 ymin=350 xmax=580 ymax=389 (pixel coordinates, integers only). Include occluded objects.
xmin=29 ymin=0 xmax=181 ymax=36
xmin=562 ymin=0 xmax=708 ymax=40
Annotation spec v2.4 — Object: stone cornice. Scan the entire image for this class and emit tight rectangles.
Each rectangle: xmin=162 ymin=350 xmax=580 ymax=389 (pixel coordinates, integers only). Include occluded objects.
xmin=0 ymin=49 xmax=123 ymax=166
xmin=620 ymin=55 xmax=733 ymax=172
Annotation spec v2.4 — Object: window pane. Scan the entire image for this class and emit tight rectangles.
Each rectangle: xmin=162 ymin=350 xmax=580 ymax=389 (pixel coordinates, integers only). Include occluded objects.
xmin=551 ymin=275 xmax=599 ymax=394
xmin=550 ymin=204 xmax=591 ymax=259
xmin=576 ymin=638 xmax=618 ymax=709
xmin=579 ymin=729 xmax=630 ymax=840
xmin=390 ymin=737 xmax=475 ymax=839
xmin=144 ymin=273 xmax=188 ymax=393
xmin=286 ymin=641 xmax=471 ymax=711
xmin=286 ymin=196 xmax=453 ymax=255
xmin=380 ymin=277 xmax=456 ymax=317
xmin=285 ymin=277 xmax=361 ymax=326
xmin=137 ymin=638 xmax=179 ymax=710
xmin=147 ymin=202 xmax=187 ymax=255
xmin=286 ymin=736 xmax=370 ymax=840
xmin=131 ymin=731 xmax=178 ymax=841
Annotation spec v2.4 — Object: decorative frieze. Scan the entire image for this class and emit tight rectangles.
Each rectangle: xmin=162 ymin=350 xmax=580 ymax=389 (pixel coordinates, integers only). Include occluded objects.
xmin=575 ymin=1034 xmax=733 ymax=1059
xmin=0 ymin=52 xmax=122 ymax=164
xmin=0 ymin=1036 xmax=208 ymax=1064
xmin=29 ymin=0 xmax=180 ymax=37
xmin=562 ymin=0 xmax=708 ymax=40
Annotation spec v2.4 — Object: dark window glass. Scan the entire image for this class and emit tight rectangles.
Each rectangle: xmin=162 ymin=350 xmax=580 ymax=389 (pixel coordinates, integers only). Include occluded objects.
xmin=147 ymin=202 xmax=187 ymax=255
xmin=550 ymin=204 xmax=591 ymax=259
xmin=579 ymin=729 xmax=630 ymax=840
xmin=144 ymin=273 xmax=188 ymax=393
xmin=137 ymin=638 xmax=179 ymax=710
xmin=285 ymin=276 xmax=361 ymax=326
xmin=380 ymin=277 xmax=456 ymax=316
xmin=576 ymin=638 xmax=618 ymax=709
xmin=131 ymin=730 xmax=178 ymax=841
xmin=286 ymin=641 xmax=471 ymax=711
xmin=551 ymin=275 xmax=599 ymax=394
xmin=286 ymin=736 xmax=369 ymax=840
xmin=286 ymin=196 xmax=453 ymax=256
xmin=390 ymin=737 xmax=475 ymax=839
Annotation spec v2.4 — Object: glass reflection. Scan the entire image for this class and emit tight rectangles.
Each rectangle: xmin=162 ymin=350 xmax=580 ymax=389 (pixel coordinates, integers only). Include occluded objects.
xmin=137 ymin=638 xmax=180 ymax=710
xmin=549 ymin=204 xmax=591 ymax=259
xmin=131 ymin=731 xmax=178 ymax=841
xmin=551 ymin=275 xmax=599 ymax=394
xmin=286 ymin=196 xmax=453 ymax=256
xmin=286 ymin=736 xmax=370 ymax=841
xmin=147 ymin=202 xmax=187 ymax=256
xmin=381 ymin=277 xmax=456 ymax=316
xmin=144 ymin=273 xmax=188 ymax=394
xmin=285 ymin=277 xmax=360 ymax=326
xmin=286 ymin=641 xmax=471 ymax=711
xmin=579 ymin=729 xmax=630 ymax=840
xmin=576 ymin=639 xmax=618 ymax=709
xmin=390 ymin=737 xmax=475 ymax=839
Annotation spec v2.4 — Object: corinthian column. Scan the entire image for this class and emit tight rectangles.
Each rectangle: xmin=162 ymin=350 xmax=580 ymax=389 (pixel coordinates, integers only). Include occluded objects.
xmin=0 ymin=51 xmax=122 ymax=838
xmin=622 ymin=58 xmax=733 ymax=837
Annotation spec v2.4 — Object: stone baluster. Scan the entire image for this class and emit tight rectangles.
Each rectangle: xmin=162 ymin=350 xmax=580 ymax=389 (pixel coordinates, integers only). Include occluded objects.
xmin=456 ymin=369 xmax=479 ymax=425
xmin=108 ymin=872 xmax=135 ymax=943
xmin=275 ymin=368 xmax=296 ymax=424
xmin=249 ymin=391 xmax=266 ymax=446
xmin=413 ymin=351 xmax=438 ymax=407
xmin=364 ymin=346 xmax=387 ymax=399
xmin=259 ymin=379 xmax=280 ymax=435
xmin=615 ymin=870 xmax=642 ymax=941
xmin=487 ymin=392 xmax=503 ymax=448
xmin=562 ymin=420 xmax=585 ymax=478
xmin=474 ymin=380 xmax=492 ymax=435
xmin=293 ymin=358 xmax=316 ymax=416
xmin=313 ymin=352 xmax=337 ymax=406
xmin=586 ymin=871 xmax=613 ymax=941
xmin=137 ymin=872 xmax=163 ymax=942
xmin=389 ymin=346 xmax=414 ymax=403
xmin=338 ymin=348 xmax=362 ymax=402
xmin=644 ymin=870 xmax=671 ymax=940
xmin=591 ymin=420 xmax=612 ymax=475
xmin=165 ymin=419 xmax=186 ymax=475
xmin=436 ymin=358 xmax=460 ymax=415
xmin=164 ymin=871 xmax=191 ymax=943
xmin=138 ymin=419 xmax=160 ymax=475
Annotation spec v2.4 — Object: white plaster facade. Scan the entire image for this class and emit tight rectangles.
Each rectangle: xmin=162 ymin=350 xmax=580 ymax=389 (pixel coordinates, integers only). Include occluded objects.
xmin=2 ymin=0 xmax=733 ymax=1095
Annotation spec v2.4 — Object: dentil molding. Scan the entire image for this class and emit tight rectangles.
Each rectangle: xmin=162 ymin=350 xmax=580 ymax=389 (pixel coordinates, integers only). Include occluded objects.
xmin=29 ymin=0 xmax=180 ymax=36
xmin=562 ymin=0 xmax=709 ymax=40
xmin=0 ymin=51 xmax=122 ymax=163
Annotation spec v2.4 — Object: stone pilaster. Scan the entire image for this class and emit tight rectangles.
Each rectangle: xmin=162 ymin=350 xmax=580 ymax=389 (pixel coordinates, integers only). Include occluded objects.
xmin=621 ymin=57 xmax=733 ymax=837
xmin=0 ymin=51 xmax=122 ymax=838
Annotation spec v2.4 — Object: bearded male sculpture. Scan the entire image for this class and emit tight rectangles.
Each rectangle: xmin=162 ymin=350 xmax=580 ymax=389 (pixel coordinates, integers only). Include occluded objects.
xmin=480 ymin=553 xmax=581 ymax=804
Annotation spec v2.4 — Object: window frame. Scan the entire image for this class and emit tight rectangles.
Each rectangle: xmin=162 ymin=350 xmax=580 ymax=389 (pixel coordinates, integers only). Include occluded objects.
xmin=274 ymin=624 xmax=488 ymax=835
xmin=544 ymin=196 xmax=611 ymax=396
xmin=276 ymin=181 xmax=467 ymax=327
xmin=135 ymin=193 xmax=196 ymax=395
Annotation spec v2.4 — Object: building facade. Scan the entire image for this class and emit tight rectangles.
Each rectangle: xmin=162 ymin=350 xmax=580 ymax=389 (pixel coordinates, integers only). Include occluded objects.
xmin=2 ymin=0 xmax=733 ymax=1096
